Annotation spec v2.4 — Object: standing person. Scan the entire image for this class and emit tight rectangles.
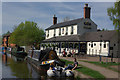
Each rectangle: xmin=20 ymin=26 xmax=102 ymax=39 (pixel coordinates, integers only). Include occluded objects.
xmin=2 ymin=44 xmax=5 ymax=61
xmin=72 ymin=49 xmax=75 ymax=57
xmin=31 ymin=46 xmax=34 ymax=58
xmin=2 ymin=44 xmax=5 ymax=55
xmin=62 ymin=49 xmax=66 ymax=57
xmin=67 ymin=49 xmax=71 ymax=57
xmin=65 ymin=58 xmax=78 ymax=70
xmin=4 ymin=47 xmax=7 ymax=64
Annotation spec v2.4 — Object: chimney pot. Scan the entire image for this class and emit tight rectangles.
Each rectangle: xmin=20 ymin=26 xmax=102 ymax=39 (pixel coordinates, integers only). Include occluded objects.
xmin=84 ymin=4 xmax=91 ymax=19
xmin=53 ymin=14 xmax=57 ymax=25
xmin=85 ymin=4 xmax=88 ymax=7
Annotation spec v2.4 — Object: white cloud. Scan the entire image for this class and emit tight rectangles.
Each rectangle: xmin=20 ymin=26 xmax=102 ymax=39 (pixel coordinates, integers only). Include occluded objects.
xmin=90 ymin=2 xmax=114 ymax=29
xmin=2 ymin=2 xmax=116 ymax=34
xmin=2 ymin=2 xmax=52 ymax=33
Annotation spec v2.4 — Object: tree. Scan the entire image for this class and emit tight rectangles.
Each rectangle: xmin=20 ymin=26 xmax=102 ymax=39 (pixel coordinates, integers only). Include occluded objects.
xmin=0 ymin=35 xmax=2 ymax=45
xmin=102 ymin=28 xmax=108 ymax=31
xmin=2 ymin=31 xmax=11 ymax=36
xmin=107 ymin=1 xmax=120 ymax=31
xmin=9 ymin=21 xmax=45 ymax=46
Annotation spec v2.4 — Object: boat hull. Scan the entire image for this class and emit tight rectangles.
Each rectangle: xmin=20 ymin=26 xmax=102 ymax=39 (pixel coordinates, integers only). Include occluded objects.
xmin=27 ymin=57 xmax=49 ymax=71
xmin=11 ymin=51 xmax=27 ymax=58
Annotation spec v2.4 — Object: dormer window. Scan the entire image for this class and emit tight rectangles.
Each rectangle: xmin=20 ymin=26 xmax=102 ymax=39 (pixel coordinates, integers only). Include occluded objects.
xmin=71 ymin=26 xmax=73 ymax=34
xmin=66 ymin=27 xmax=68 ymax=35
xmin=54 ymin=29 xmax=56 ymax=36
xmin=62 ymin=28 xmax=64 ymax=34
xmin=59 ymin=28 xmax=61 ymax=36
xmin=47 ymin=30 xmax=49 ymax=37
xmin=104 ymin=42 xmax=106 ymax=48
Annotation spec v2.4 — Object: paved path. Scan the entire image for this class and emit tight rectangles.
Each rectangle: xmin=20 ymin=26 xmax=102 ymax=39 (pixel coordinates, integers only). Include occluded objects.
xmin=60 ymin=57 xmax=119 ymax=78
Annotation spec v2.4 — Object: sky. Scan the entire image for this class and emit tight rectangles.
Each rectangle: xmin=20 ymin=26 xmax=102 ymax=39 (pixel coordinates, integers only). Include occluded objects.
xmin=0 ymin=1 xmax=117 ymax=34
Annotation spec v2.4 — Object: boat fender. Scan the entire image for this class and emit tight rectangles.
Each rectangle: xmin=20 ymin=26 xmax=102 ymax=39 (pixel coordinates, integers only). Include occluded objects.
xmin=47 ymin=70 xmax=57 ymax=77
xmin=65 ymin=70 xmax=74 ymax=77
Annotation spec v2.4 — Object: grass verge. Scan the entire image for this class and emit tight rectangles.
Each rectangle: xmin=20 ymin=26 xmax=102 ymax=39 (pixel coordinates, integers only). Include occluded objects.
xmin=61 ymin=59 xmax=105 ymax=80
xmin=80 ymin=60 xmax=120 ymax=73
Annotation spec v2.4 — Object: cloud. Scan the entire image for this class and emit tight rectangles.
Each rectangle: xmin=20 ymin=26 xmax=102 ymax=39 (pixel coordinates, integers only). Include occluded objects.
xmin=2 ymin=2 xmax=115 ymax=34
xmin=90 ymin=2 xmax=114 ymax=29
xmin=2 ymin=2 xmax=53 ymax=33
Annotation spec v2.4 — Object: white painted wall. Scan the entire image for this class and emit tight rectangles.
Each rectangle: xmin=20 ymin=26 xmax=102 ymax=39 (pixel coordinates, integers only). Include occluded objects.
xmin=74 ymin=25 xmax=77 ymax=35
xmin=56 ymin=28 xmax=59 ymax=37
xmin=46 ymin=25 xmax=77 ymax=39
xmin=87 ymin=41 xmax=109 ymax=56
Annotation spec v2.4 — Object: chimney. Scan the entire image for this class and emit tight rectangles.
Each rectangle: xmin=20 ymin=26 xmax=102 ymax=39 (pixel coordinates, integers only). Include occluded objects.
xmin=53 ymin=15 xmax=57 ymax=25
xmin=84 ymin=4 xmax=91 ymax=19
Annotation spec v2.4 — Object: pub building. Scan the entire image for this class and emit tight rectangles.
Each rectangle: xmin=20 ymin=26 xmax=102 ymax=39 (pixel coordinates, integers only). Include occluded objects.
xmin=40 ymin=4 xmax=120 ymax=58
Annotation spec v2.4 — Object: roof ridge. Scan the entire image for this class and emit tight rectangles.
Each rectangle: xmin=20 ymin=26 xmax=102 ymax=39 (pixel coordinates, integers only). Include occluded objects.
xmin=45 ymin=18 xmax=84 ymax=30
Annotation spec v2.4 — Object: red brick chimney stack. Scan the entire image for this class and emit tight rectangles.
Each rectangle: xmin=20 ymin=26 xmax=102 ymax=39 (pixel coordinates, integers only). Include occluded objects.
xmin=53 ymin=15 xmax=57 ymax=25
xmin=84 ymin=4 xmax=91 ymax=19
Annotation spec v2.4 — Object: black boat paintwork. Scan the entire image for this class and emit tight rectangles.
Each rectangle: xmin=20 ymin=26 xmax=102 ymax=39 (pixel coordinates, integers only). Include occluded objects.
xmin=27 ymin=49 xmax=65 ymax=70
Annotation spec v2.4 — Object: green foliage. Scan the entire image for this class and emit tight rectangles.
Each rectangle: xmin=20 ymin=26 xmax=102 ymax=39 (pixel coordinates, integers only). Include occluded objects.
xmin=9 ymin=21 xmax=45 ymax=46
xmin=102 ymin=28 xmax=108 ymax=31
xmin=107 ymin=2 xmax=120 ymax=31
xmin=0 ymin=35 xmax=2 ymax=45
xmin=2 ymin=31 xmax=11 ymax=37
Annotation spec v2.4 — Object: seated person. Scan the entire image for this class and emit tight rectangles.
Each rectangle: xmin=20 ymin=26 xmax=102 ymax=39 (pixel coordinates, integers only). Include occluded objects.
xmin=65 ymin=58 xmax=78 ymax=70
xmin=49 ymin=63 xmax=56 ymax=70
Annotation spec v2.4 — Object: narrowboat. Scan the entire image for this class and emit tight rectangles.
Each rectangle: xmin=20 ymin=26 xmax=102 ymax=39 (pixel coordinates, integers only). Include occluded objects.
xmin=27 ymin=48 xmax=65 ymax=71
xmin=11 ymin=46 xmax=27 ymax=58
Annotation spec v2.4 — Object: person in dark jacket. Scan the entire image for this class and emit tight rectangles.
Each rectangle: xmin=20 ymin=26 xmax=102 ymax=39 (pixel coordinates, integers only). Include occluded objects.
xmin=65 ymin=58 xmax=78 ymax=70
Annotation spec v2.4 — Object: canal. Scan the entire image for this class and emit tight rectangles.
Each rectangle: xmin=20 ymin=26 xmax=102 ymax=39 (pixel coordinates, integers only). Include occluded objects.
xmin=1 ymin=53 xmax=75 ymax=80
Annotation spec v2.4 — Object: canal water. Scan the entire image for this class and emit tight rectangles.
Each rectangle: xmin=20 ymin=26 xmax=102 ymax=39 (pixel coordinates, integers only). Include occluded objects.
xmin=1 ymin=53 xmax=76 ymax=80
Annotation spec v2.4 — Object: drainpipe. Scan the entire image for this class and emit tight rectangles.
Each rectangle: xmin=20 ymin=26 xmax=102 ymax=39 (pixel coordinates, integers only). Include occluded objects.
xmin=78 ymin=42 xmax=80 ymax=54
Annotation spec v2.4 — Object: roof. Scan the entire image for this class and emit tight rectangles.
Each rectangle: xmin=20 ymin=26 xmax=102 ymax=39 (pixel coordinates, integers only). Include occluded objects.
xmin=84 ymin=30 xmax=118 ymax=41
xmin=45 ymin=18 xmax=84 ymax=30
xmin=43 ymin=34 xmax=85 ymax=42
xmin=43 ymin=30 xmax=118 ymax=42
xmin=3 ymin=33 xmax=11 ymax=37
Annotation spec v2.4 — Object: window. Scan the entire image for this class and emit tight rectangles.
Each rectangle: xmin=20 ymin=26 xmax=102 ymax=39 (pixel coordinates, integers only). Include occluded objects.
xmin=62 ymin=28 xmax=64 ymax=34
xmin=89 ymin=43 xmax=90 ymax=46
xmin=100 ymin=43 xmax=102 ymax=46
xmin=114 ymin=44 xmax=116 ymax=46
xmin=54 ymin=29 xmax=56 ymax=36
xmin=71 ymin=26 xmax=73 ymax=34
xmin=94 ymin=43 xmax=96 ymax=46
xmin=47 ymin=30 xmax=49 ymax=37
xmin=59 ymin=28 xmax=61 ymax=35
xmin=66 ymin=27 xmax=68 ymax=35
xmin=104 ymin=43 xmax=106 ymax=48
xmin=91 ymin=43 xmax=93 ymax=47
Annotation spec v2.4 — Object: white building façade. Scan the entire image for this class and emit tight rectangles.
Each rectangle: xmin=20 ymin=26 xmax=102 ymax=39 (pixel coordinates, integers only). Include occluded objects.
xmin=40 ymin=4 xmax=120 ymax=58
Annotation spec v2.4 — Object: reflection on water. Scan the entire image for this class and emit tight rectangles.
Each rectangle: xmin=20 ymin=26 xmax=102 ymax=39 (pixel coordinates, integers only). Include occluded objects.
xmin=2 ymin=53 xmax=75 ymax=80
xmin=2 ymin=53 xmax=45 ymax=79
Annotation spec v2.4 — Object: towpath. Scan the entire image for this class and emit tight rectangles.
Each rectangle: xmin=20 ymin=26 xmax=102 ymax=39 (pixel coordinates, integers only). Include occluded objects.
xmin=59 ymin=56 xmax=119 ymax=78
